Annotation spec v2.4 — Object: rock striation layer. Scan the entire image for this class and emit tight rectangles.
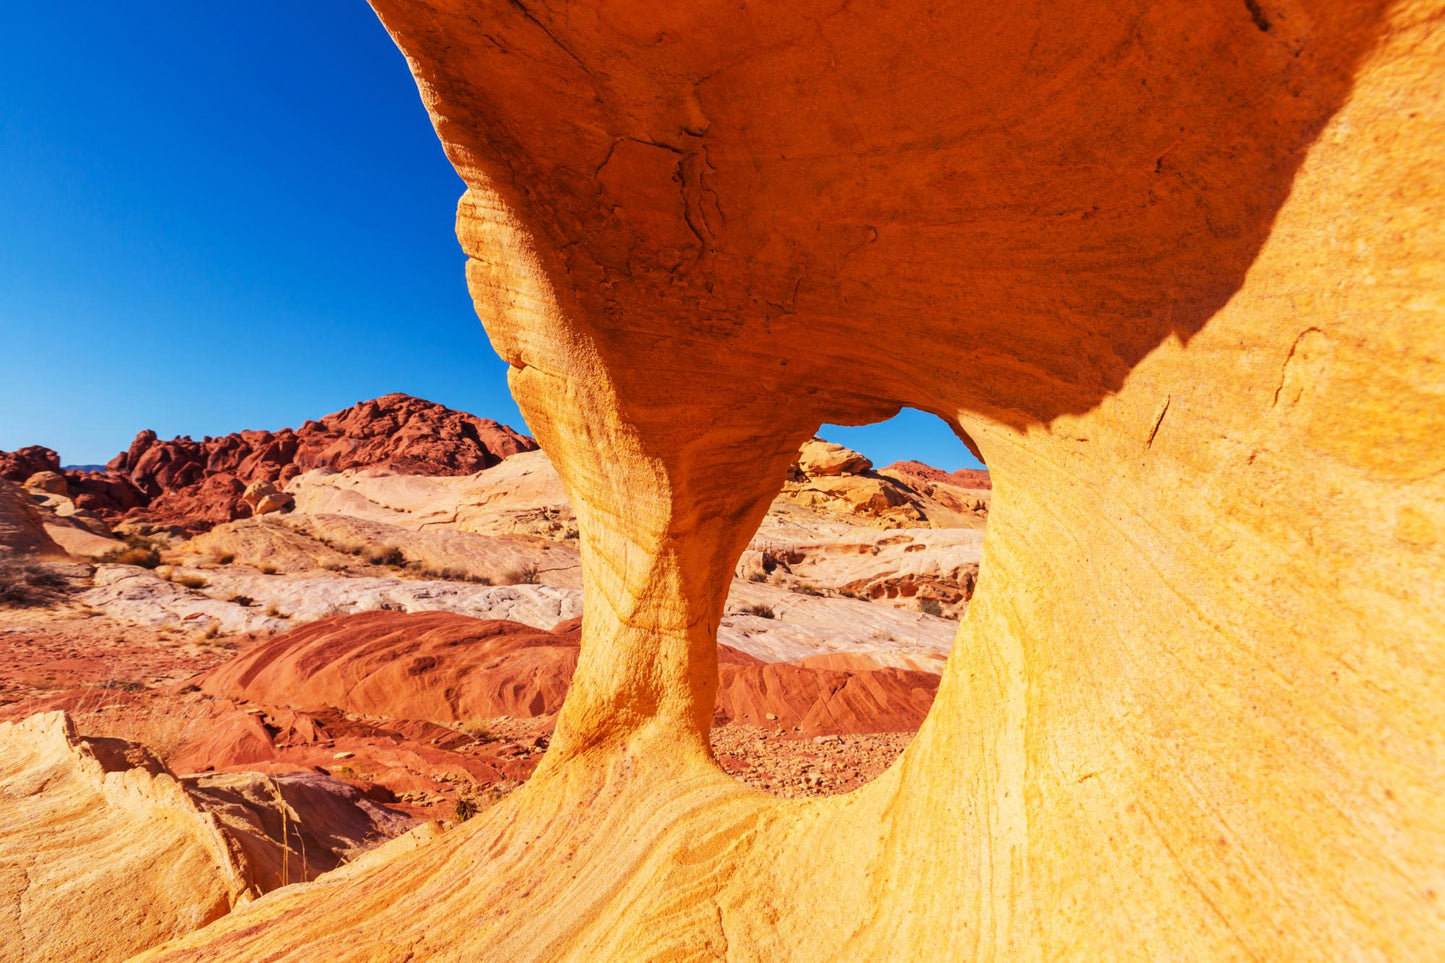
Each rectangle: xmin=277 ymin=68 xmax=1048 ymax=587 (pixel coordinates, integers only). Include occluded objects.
xmin=199 ymin=610 xmax=937 ymax=735
xmin=0 ymin=712 xmax=250 ymax=962
xmin=143 ymin=1 xmax=1445 ymax=960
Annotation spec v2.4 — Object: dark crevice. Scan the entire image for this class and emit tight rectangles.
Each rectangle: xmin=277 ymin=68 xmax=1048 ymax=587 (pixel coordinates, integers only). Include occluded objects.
xmin=1243 ymin=0 xmax=1273 ymax=33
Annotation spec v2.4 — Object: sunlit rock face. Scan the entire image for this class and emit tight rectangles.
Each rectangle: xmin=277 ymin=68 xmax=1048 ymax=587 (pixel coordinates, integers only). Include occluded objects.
xmin=145 ymin=1 xmax=1445 ymax=959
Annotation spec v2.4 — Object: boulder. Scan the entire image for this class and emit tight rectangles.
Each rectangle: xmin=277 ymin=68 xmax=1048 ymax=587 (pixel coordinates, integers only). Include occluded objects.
xmin=252 ymin=493 xmax=293 ymax=516
xmin=22 ymin=470 xmax=68 ymax=496
xmin=794 ymin=438 xmax=871 ymax=477
xmin=241 ymin=478 xmax=294 ymax=516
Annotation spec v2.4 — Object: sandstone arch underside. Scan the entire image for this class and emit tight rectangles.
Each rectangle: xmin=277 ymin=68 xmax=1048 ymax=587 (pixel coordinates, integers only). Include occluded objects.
xmin=144 ymin=1 xmax=1445 ymax=959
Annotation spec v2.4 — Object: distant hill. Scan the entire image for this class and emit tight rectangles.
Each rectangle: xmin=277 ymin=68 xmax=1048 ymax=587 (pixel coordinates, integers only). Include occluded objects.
xmin=0 ymin=394 xmax=537 ymax=534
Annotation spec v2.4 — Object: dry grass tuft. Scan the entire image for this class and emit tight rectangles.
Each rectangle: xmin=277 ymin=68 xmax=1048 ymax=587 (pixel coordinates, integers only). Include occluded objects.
xmin=97 ymin=534 xmax=163 ymax=569
xmin=498 ymin=562 xmax=540 ymax=585
xmin=0 ymin=552 xmax=70 ymax=607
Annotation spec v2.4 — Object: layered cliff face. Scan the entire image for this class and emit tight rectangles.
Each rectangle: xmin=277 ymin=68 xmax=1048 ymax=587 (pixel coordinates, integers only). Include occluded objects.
xmin=146 ymin=1 xmax=1445 ymax=960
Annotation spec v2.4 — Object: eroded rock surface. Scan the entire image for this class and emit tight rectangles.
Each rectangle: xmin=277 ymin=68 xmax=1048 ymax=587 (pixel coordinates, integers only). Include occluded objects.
xmin=0 ymin=712 xmax=250 ymax=962
xmin=132 ymin=1 xmax=1445 ymax=960
xmin=0 ymin=481 xmax=65 ymax=558
xmin=0 ymin=711 xmax=427 ymax=961
xmin=199 ymin=610 xmax=938 ymax=736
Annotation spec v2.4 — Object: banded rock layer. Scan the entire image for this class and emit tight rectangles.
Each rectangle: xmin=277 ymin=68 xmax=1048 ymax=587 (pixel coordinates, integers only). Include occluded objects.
xmin=199 ymin=610 xmax=939 ymax=736
xmin=146 ymin=1 xmax=1445 ymax=960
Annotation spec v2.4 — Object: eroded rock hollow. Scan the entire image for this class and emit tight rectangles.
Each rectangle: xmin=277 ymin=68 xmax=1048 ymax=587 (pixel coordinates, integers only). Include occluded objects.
xmin=146 ymin=0 xmax=1445 ymax=958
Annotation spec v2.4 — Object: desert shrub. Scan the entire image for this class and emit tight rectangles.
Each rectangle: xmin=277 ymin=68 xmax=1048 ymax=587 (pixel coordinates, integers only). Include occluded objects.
xmin=498 ymin=562 xmax=540 ymax=585
xmin=265 ymin=604 xmax=289 ymax=618
xmin=258 ymin=563 xmax=278 ymax=575
xmin=453 ymin=796 xmax=479 ymax=823
xmin=97 ymin=679 xmax=146 ymax=692
xmin=0 ymin=553 xmax=70 ymax=607
xmin=740 ymin=603 xmax=776 ymax=619
xmin=173 ymin=574 xmax=207 ymax=590
xmin=368 ymin=546 xmax=406 ymax=568
xmin=919 ymin=597 xmax=943 ymax=617
xmin=792 ymin=583 xmax=824 ymax=597
xmin=408 ymin=562 xmax=493 ymax=585
xmin=98 ymin=533 xmax=163 ymax=569
xmin=230 ymin=594 xmax=255 ymax=607
xmin=99 ymin=545 xmax=161 ymax=568
xmin=460 ymin=720 xmax=492 ymax=741
xmin=211 ymin=552 xmax=236 ymax=565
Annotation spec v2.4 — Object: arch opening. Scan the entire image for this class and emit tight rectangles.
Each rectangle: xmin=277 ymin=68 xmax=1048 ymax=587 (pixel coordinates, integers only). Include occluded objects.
xmin=709 ymin=407 xmax=988 ymax=797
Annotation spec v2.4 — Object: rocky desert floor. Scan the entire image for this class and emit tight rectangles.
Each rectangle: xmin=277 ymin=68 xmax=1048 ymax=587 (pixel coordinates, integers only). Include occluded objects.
xmin=0 ymin=397 xmax=990 ymax=956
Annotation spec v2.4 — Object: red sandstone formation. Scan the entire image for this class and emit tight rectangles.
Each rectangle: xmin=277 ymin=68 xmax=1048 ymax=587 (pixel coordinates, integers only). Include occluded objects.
xmin=714 ymin=646 xmax=938 ymax=735
xmin=0 ymin=445 xmax=61 ymax=483
xmin=0 ymin=394 xmax=538 ymax=534
xmin=202 ymin=611 xmax=581 ymax=721
xmin=882 ymin=460 xmax=992 ymax=492
xmin=200 ymin=610 xmax=937 ymax=736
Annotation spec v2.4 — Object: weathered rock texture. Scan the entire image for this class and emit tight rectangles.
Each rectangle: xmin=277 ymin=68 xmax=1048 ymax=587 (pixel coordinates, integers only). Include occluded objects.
xmin=0 ymin=711 xmax=427 ymax=961
xmin=0 ymin=481 xmax=65 ymax=558
xmin=200 ymin=610 xmax=937 ymax=735
xmin=106 ymin=393 xmax=535 ymax=532
xmin=0 ymin=713 xmax=250 ymax=961
xmin=0 ymin=394 xmax=537 ymax=535
xmin=144 ymin=1 xmax=1445 ymax=960
xmin=0 ymin=446 xmax=61 ymax=484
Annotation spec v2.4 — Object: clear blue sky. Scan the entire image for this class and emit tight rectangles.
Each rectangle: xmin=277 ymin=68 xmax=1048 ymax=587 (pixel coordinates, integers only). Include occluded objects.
xmin=0 ymin=4 xmax=982 ymax=472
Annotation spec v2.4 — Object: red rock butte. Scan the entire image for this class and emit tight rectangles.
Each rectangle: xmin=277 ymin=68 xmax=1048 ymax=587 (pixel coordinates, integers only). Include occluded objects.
xmin=143 ymin=1 xmax=1444 ymax=959
xmin=0 ymin=393 xmax=538 ymax=533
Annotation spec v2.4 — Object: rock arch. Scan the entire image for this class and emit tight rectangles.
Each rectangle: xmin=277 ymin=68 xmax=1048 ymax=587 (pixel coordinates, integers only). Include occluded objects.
xmin=145 ymin=0 xmax=1445 ymax=958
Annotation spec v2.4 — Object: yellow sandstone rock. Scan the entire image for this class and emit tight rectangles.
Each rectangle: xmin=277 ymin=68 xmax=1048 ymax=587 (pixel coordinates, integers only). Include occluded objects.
xmin=0 ymin=713 xmax=251 ymax=962
xmin=143 ymin=0 xmax=1445 ymax=959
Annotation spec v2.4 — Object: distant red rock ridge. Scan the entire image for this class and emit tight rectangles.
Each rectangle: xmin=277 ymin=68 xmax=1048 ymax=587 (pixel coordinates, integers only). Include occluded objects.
xmin=0 ymin=393 xmax=537 ymax=533
xmin=881 ymin=459 xmax=992 ymax=491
